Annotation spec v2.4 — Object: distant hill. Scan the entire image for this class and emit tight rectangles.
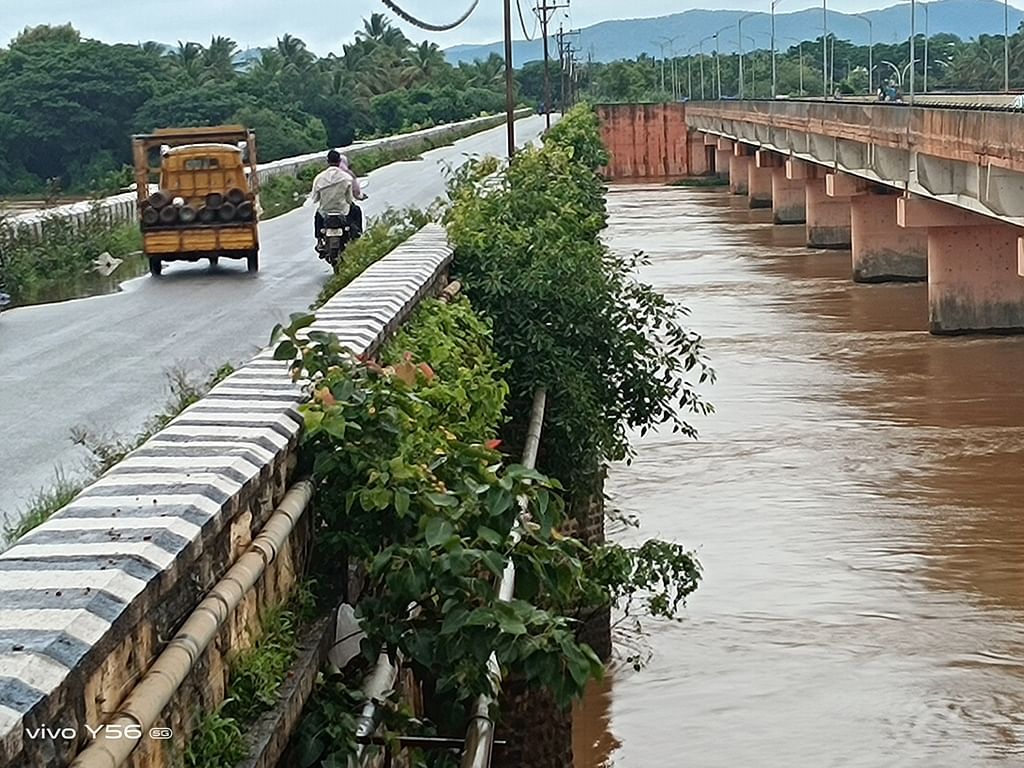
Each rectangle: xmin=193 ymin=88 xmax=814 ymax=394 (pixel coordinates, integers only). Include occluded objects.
xmin=444 ymin=0 xmax=1024 ymax=64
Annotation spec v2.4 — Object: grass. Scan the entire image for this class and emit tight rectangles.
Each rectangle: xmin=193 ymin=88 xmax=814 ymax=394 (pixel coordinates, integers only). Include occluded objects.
xmin=1 ymin=469 xmax=87 ymax=545
xmin=667 ymin=176 xmax=729 ymax=187
xmin=0 ymin=362 xmax=236 ymax=548
xmin=185 ymin=582 xmax=317 ymax=768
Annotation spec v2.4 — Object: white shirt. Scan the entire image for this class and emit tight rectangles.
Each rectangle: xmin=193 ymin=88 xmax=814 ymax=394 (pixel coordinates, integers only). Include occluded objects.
xmin=310 ymin=166 xmax=353 ymax=215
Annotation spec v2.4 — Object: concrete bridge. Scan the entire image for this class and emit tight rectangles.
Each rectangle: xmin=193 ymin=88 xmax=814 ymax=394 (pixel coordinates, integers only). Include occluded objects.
xmin=599 ymin=101 xmax=1024 ymax=334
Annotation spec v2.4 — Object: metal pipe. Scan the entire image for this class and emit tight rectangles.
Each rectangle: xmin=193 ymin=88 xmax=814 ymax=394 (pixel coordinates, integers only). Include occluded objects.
xmin=461 ymin=388 xmax=547 ymax=768
xmin=70 ymin=480 xmax=315 ymax=768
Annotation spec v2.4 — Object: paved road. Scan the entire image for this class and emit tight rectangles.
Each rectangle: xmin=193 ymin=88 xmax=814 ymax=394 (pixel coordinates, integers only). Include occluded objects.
xmin=0 ymin=116 xmax=546 ymax=523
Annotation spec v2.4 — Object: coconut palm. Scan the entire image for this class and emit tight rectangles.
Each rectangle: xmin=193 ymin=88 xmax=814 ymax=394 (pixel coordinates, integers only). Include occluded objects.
xmin=167 ymin=41 xmax=207 ymax=82
xmin=203 ymin=35 xmax=240 ymax=80
xmin=277 ymin=33 xmax=315 ymax=72
xmin=402 ymin=41 xmax=446 ymax=86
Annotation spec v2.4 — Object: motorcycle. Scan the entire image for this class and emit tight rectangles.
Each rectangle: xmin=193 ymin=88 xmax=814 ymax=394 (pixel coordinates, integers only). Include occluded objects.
xmin=316 ymin=185 xmax=367 ymax=268
xmin=318 ymin=211 xmax=352 ymax=267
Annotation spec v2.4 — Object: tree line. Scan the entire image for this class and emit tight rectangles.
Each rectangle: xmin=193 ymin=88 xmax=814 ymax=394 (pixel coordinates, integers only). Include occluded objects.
xmin=0 ymin=15 xmax=514 ymax=196
xmin=581 ymin=25 xmax=1024 ymax=101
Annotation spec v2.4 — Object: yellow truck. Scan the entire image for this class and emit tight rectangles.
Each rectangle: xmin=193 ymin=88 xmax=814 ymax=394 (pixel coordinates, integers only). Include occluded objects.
xmin=131 ymin=125 xmax=261 ymax=276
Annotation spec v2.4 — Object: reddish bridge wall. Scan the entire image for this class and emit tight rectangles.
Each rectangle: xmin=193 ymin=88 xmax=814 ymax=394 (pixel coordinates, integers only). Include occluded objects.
xmin=597 ymin=103 xmax=689 ymax=180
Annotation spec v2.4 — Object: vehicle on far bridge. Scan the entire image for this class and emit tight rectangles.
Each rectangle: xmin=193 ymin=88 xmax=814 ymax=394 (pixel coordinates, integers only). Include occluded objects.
xmin=132 ymin=125 xmax=261 ymax=276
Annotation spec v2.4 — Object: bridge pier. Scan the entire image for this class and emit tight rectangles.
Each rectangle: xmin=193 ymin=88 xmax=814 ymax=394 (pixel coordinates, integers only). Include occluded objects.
xmin=898 ymin=197 xmax=1024 ymax=334
xmin=836 ymin=177 xmax=927 ymax=283
xmin=715 ymin=138 xmax=733 ymax=181
xmin=747 ymin=151 xmax=774 ymax=209
xmin=689 ymin=131 xmax=712 ymax=176
xmin=773 ymin=161 xmax=807 ymax=224
xmin=729 ymin=144 xmax=752 ymax=196
xmin=804 ymin=168 xmax=851 ymax=249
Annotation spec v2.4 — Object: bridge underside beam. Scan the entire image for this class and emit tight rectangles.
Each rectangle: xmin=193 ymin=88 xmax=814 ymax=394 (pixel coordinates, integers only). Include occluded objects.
xmin=899 ymin=197 xmax=1024 ymax=333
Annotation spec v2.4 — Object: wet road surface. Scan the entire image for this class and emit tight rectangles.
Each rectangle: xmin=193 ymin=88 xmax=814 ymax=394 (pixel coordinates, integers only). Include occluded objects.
xmin=574 ymin=185 xmax=1024 ymax=767
xmin=0 ymin=117 xmax=546 ymax=523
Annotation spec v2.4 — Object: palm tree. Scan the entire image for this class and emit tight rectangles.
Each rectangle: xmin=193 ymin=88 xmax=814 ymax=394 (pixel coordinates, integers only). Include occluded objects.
xmin=203 ymin=35 xmax=240 ymax=80
xmin=137 ymin=41 xmax=165 ymax=60
xmin=276 ymin=33 xmax=315 ymax=72
xmin=358 ymin=13 xmax=392 ymax=43
xmin=402 ymin=41 xmax=445 ymax=86
xmin=465 ymin=54 xmax=506 ymax=89
xmin=167 ymin=41 xmax=206 ymax=82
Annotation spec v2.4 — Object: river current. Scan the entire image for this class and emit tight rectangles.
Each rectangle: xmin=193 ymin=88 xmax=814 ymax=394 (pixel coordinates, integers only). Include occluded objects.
xmin=573 ymin=185 xmax=1024 ymax=767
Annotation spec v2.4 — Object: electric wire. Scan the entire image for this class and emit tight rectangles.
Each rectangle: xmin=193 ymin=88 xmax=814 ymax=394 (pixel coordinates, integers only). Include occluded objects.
xmin=379 ymin=0 xmax=480 ymax=32
xmin=517 ymin=0 xmax=536 ymax=41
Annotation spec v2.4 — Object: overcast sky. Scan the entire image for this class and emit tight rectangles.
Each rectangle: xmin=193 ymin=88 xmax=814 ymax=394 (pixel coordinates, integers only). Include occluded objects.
xmin=1 ymin=0 xmax=942 ymax=53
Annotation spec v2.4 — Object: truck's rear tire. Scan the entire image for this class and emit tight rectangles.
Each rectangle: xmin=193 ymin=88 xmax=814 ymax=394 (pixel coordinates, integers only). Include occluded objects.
xmin=148 ymin=257 xmax=162 ymax=277
xmin=246 ymin=251 xmax=259 ymax=273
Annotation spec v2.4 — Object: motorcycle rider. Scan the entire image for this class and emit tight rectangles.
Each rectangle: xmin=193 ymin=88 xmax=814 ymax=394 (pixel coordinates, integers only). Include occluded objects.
xmin=310 ymin=149 xmax=354 ymax=253
xmin=337 ymin=154 xmax=366 ymax=239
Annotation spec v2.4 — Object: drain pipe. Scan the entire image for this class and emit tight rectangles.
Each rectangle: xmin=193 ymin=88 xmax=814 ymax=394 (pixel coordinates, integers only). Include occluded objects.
xmin=461 ymin=388 xmax=546 ymax=768
xmin=70 ymin=480 xmax=315 ymax=768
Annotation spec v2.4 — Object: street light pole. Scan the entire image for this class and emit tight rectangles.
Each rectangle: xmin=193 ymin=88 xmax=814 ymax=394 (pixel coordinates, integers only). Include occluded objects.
xmin=771 ymin=0 xmax=781 ymax=98
xmin=822 ymin=0 xmax=828 ymax=96
xmin=854 ymin=14 xmax=873 ymax=94
xmin=1004 ymin=0 xmax=1010 ymax=92
xmin=503 ymin=0 xmax=515 ymax=157
xmin=923 ymin=2 xmax=929 ymax=92
xmin=909 ymin=0 xmax=916 ymax=104
xmin=738 ymin=13 xmax=755 ymax=99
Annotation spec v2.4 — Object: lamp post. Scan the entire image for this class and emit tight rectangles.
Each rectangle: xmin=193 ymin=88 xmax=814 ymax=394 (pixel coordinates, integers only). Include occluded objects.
xmin=909 ymin=0 xmax=916 ymax=104
xmin=822 ymin=0 xmax=828 ymax=96
xmin=686 ymin=43 xmax=700 ymax=99
xmin=1004 ymin=0 xmax=1010 ymax=92
xmin=853 ymin=14 xmax=873 ymax=94
xmin=699 ymin=35 xmax=713 ymax=99
xmin=771 ymin=0 xmax=782 ymax=97
xmin=656 ymin=35 xmax=683 ymax=99
xmin=651 ymin=39 xmax=667 ymax=93
xmin=923 ymin=2 xmax=929 ymax=92
xmin=738 ymin=13 xmax=756 ymax=98
xmin=714 ymin=26 xmax=730 ymax=99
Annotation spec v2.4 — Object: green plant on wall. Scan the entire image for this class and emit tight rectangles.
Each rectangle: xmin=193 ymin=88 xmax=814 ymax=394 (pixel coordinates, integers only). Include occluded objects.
xmin=446 ymin=104 xmax=714 ymax=494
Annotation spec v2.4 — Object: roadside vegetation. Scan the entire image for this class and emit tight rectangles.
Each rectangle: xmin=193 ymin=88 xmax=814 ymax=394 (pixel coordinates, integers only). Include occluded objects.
xmin=185 ymin=583 xmax=317 ymax=768
xmin=252 ymin=104 xmax=712 ymax=766
xmin=0 ymin=14 xmax=514 ymax=197
xmin=0 ymin=212 xmax=141 ymax=305
xmin=1 ymin=363 xmax=235 ymax=546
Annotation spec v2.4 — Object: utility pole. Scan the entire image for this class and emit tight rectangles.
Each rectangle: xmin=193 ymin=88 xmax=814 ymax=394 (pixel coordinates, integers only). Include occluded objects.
xmin=534 ymin=0 xmax=570 ymax=129
xmin=556 ymin=27 xmax=580 ymax=112
xmin=504 ymin=0 xmax=515 ymax=157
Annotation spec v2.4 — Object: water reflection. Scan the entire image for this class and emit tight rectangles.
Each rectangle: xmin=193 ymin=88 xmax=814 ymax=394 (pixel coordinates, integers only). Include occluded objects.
xmin=574 ymin=185 xmax=1024 ymax=766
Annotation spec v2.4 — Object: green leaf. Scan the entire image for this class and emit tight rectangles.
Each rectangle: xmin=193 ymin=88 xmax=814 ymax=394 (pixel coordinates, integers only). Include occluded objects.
xmin=425 ymin=492 xmax=458 ymax=508
xmin=477 ymin=526 xmax=504 ymax=547
xmin=394 ymin=488 xmax=411 ymax=517
xmin=425 ymin=517 xmax=454 ymax=548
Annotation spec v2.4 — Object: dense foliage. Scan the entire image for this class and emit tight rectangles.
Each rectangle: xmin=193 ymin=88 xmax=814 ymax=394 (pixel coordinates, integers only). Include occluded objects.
xmin=0 ymin=15 xmax=511 ymax=195
xmin=446 ymin=104 xmax=714 ymax=493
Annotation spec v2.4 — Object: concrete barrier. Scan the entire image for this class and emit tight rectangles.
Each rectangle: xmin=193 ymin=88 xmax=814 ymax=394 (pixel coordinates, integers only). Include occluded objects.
xmin=4 ymin=111 xmax=531 ymax=239
xmin=0 ymin=225 xmax=453 ymax=768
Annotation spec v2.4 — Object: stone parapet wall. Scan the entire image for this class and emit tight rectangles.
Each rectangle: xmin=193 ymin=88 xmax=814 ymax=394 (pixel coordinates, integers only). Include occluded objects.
xmin=0 ymin=225 xmax=454 ymax=768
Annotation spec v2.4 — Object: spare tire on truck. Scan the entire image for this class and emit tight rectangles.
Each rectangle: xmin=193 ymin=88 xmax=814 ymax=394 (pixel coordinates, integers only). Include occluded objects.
xmin=158 ymin=206 xmax=179 ymax=225
xmin=205 ymin=192 xmax=224 ymax=209
xmin=217 ymin=202 xmax=237 ymax=222
xmin=141 ymin=207 xmax=160 ymax=227
xmin=226 ymin=187 xmax=246 ymax=206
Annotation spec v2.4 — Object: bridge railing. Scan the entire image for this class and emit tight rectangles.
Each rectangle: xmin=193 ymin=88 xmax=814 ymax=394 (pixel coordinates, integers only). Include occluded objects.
xmin=686 ymin=99 xmax=1024 ymax=175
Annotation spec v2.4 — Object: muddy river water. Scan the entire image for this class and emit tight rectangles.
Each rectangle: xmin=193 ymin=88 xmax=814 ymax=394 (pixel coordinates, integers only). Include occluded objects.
xmin=573 ymin=185 xmax=1024 ymax=767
